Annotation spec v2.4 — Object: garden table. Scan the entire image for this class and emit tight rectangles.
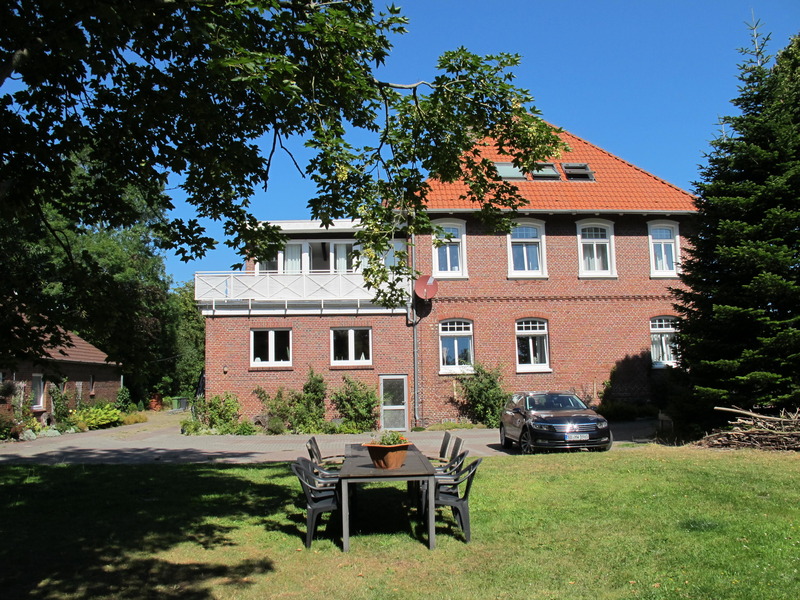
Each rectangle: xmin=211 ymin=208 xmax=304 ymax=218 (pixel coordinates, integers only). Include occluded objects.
xmin=338 ymin=443 xmax=436 ymax=552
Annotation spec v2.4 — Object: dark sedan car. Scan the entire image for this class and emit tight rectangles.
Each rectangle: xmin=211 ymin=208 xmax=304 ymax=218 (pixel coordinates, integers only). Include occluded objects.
xmin=500 ymin=391 xmax=612 ymax=453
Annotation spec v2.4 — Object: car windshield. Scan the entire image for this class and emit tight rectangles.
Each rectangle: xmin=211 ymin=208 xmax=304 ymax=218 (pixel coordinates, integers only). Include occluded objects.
xmin=525 ymin=394 xmax=587 ymax=411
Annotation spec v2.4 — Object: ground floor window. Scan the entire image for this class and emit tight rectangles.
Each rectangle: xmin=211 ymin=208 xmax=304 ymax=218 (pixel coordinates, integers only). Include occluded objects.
xmin=31 ymin=373 xmax=44 ymax=409
xmin=331 ymin=328 xmax=372 ymax=365
xmin=251 ymin=329 xmax=292 ymax=366
xmin=516 ymin=319 xmax=550 ymax=372
xmin=650 ymin=317 xmax=677 ymax=367
xmin=439 ymin=320 xmax=474 ymax=374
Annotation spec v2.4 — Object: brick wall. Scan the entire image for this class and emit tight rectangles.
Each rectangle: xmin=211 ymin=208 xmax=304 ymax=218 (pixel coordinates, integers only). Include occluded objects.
xmin=410 ymin=213 xmax=691 ymax=424
xmin=204 ymin=313 xmax=414 ymax=421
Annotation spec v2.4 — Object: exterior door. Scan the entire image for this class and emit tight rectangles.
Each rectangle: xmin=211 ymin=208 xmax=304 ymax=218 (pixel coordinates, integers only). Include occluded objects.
xmin=380 ymin=375 xmax=408 ymax=431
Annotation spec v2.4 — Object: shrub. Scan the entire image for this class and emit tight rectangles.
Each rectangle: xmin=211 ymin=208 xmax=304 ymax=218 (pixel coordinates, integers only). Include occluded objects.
xmin=192 ymin=393 xmax=240 ymax=430
xmin=330 ymin=376 xmax=379 ymax=432
xmin=234 ymin=420 xmax=257 ymax=435
xmin=115 ymin=386 xmax=134 ymax=413
xmin=49 ymin=383 xmax=72 ymax=424
xmin=289 ymin=370 xmax=326 ymax=433
xmin=254 ymin=387 xmax=292 ymax=427
xmin=457 ymin=363 xmax=507 ymax=428
xmin=266 ymin=416 xmax=286 ymax=435
xmin=72 ymin=403 xmax=123 ymax=429
xmin=0 ymin=413 xmax=14 ymax=440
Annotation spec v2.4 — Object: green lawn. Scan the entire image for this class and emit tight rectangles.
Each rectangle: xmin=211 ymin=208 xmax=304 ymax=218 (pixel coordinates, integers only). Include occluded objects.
xmin=1 ymin=446 xmax=798 ymax=599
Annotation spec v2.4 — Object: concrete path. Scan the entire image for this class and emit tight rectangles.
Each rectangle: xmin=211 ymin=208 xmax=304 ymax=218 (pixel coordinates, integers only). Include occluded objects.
xmin=0 ymin=410 xmax=659 ymax=465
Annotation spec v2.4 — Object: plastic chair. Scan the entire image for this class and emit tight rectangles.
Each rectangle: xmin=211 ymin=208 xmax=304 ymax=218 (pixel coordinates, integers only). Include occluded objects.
xmin=306 ymin=436 xmax=344 ymax=467
xmin=295 ymin=456 xmax=338 ymax=490
xmin=433 ymin=458 xmax=483 ymax=542
xmin=428 ymin=431 xmax=452 ymax=462
xmin=435 ymin=449 xmax=469 ymax=476
xmin=291 ymin=460 xmax=339 ymax=548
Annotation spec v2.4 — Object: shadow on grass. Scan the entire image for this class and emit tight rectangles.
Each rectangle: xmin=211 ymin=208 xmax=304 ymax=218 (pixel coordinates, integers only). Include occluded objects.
xmin=0 ymin=463 xmax=295 ymax=598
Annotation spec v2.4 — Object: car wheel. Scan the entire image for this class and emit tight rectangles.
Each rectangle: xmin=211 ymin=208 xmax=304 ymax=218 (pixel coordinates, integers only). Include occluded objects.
xmin=600 ymin=432 xmax=614 ymax=452
xmin=519 ymin=428 xmax=535 ymax=454
xmin=500 ymin=425 xmax=513 ymax=449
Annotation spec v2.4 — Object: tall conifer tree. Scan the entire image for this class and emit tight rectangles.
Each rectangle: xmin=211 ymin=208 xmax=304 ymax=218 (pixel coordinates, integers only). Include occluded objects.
xmin=674 ymin=24 xmax=800 ymax=424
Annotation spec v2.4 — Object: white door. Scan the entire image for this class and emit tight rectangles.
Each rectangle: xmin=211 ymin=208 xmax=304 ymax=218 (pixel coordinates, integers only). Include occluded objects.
xmin=380 ymin=375 xmax=408 ymax=431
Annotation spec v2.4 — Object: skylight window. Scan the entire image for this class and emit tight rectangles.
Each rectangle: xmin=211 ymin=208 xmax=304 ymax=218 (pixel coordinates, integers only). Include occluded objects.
xmin=562 ymin=163 xmax=595 ymax=181
xmin=494 ymin=162 xmax=526 ymax=181
xmin=530 ymin=163 xmax=560 ymax=180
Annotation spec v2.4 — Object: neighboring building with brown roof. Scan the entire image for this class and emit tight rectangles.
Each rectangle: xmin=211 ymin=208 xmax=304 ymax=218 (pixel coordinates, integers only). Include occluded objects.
xmin=197 ymin=128 xmax=696 ymax=428
xmin=0 ymin=332 xmax=122 ymax=422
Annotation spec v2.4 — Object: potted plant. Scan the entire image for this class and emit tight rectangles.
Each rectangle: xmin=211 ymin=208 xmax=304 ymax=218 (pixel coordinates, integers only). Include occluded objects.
xmin=363 ymin=430 xmax=412 ymax=469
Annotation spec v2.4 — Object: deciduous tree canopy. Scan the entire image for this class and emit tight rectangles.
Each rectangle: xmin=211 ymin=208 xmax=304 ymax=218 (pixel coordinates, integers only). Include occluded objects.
xmin=1 ymin=0 xmax=564 ymax=363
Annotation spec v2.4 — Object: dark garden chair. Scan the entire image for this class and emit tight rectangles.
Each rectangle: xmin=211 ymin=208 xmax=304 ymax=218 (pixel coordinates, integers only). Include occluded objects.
xmin=295 ymin=456 xmax=339 ymax=490
xmin=433 ymin=458 xmax=483 ymax=542
xmin=291 ymin=460 xmax=340 ymax=548
xmin=306 ymin=436 xmax=345 ymax=467
xmin=427 ymin=431 xmax=452 ymax=462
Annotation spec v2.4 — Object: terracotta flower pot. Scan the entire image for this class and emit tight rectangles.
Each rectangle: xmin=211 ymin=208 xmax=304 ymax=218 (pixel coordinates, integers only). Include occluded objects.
xmin=363 ymin=443 xmax=412 ymax=469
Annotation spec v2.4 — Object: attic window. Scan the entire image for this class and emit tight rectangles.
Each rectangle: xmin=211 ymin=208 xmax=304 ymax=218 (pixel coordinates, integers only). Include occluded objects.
xmin=531 ymin=163 xmax=560 ymax=180
xmin=562 ymin=163 xmax=595 ymax=181
xmin=494 ymin=162 xmax=526 ymax=181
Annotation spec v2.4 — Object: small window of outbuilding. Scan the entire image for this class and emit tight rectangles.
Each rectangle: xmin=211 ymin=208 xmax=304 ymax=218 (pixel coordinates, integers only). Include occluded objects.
xmin=530 ymin=163 xmax=560 ymax=180
xmin=562 ymin=163 xmax=595 ymax=181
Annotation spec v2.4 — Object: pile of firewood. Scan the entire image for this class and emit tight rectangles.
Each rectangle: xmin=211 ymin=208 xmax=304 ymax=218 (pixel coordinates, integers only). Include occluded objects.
xmin=695 ymin=406 xmax=800 ymax=451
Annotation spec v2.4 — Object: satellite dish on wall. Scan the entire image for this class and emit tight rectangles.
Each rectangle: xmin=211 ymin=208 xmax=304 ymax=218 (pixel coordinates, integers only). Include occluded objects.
xmin=414 ymin=275 xmax=438 ymax=300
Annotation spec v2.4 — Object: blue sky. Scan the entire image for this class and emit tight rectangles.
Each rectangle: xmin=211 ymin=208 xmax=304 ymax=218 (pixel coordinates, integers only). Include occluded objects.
xmin=167 ymin=0 xmax=800 ymax=283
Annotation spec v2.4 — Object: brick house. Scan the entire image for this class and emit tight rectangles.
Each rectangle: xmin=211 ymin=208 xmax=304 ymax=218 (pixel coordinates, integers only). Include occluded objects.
xmin=0 ymin=332 xmax=123 ymax=422
xmin=197 ymin=129 xmax=696 ymax=429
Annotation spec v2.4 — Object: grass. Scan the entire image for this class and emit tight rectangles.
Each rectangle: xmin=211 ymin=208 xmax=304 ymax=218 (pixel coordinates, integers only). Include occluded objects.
xmin=1 ymin=446 xmax=799 ymax=599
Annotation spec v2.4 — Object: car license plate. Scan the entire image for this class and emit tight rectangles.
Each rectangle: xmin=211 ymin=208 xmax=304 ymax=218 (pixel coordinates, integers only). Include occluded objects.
xmin=565 ymin=433 xmax=589 ymax=441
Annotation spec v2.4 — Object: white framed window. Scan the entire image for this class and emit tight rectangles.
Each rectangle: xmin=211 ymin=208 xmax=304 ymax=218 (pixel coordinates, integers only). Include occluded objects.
xmin=31 ymin=373 xmax=44 ymax=409
xmin=577 ymin=219 xmax=616 ymax=277
xmin=433 ymin=219 xmax=467 ymax=278
xmin=515 ymin=319 xmax=551 ymax=372
xmin=507 ymin=220 xmax=547 ymax=278
xmin=251 ymin=329 xmax=292 ymax=367
xmin=648 ymin=221 xmax=680 ymax=277
xmin=439 ymin=320 xmax=474 ymax=374
xmin=331 ymin=328 xmax=372 ymax=365
xmin=650 ymin=317 xmax=678 ymax=368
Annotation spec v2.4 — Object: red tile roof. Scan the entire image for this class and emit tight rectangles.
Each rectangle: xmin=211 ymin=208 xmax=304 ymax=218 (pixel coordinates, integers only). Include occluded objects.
xmin=425 ymin=129 xmax=696 ymax=213
xmin=45 ymin=332 xmax=114 ymax=365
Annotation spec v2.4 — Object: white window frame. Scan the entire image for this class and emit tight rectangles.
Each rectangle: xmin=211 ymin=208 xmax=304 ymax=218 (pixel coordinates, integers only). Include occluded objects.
xmin=576 ymin=218 xmax=616 ymax=278
xmin=650 ymin=316 xmax=678 ymax=368
xmin=432 ymin=219 xmax=468 ymax=279
xmin=648 ymin=220 xmax=680 ymax=278
xmin=439 ymin=319 xmax=474 ymax=374
xmin=515 ymin=319 xmax=551 ymax=373
xmin=330 ymin=327 xmax=372 ymax=366
xmin=507 ymin=219 xmax=547 ymax=278
xmin=250 ymin=329 xmax=292 ymax=367
xmin=31 ymin=373 xmax=44 ymax=409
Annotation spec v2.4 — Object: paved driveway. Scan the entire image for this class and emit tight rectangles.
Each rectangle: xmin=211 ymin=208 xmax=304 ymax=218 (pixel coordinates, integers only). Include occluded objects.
xmin=0 ymin=411 xmax=658 ymax=465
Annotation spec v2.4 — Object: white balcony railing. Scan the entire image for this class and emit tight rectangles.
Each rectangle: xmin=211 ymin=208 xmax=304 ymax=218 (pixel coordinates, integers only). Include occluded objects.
xmin=195 ymin=271 xmax=382 ymax=303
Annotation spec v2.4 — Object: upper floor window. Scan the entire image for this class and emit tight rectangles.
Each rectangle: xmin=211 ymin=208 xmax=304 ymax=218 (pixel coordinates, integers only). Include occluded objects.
xmin=433 ymin=220 xmax=467 ymax=278
xmin=507 ymin=220 xmax=546 ymax=278
xmin=251 ymin=329 xmax=292 ymax=366
xmin=650 ymin=317 xmax=677 ymax=367
xmin=577 ymin=219 xmax=616 ymax=278
xmin=516 ymin=319 xmax=550 ymax=372
xmin=439 ymin=320 xmax=474 ymax=374
xmin=331 ymin=328 xmax=372 ymax=366
xmin=257 ymin=243 xmax=302 ymax=274
xmin=383 ymin=240 xmax=407 ymax=269
xmin=648 ymin=221 xmax=679 ymax=277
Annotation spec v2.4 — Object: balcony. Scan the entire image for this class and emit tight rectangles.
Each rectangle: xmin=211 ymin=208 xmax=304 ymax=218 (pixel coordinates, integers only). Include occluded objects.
xmin=195 ymin=271 xmax=408 ymax=315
